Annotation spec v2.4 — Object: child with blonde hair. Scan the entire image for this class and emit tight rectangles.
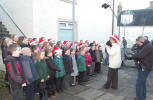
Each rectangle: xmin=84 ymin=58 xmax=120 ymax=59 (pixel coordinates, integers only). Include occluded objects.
xmin=20 ymin=47 xmax=39 ymax=100
xmin=35 ymin=50 xmax=50 ymax=100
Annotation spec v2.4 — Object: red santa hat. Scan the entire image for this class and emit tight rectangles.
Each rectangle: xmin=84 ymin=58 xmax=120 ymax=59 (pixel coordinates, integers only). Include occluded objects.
xmin=69 ymin=41 xmax=73 ymax=48
xmin=110 ymin=34 xmax=120 ymax=43
xmin=52 ymin=47 xmax=62 ymax=55
xmin=29 ymin=40 xmax=36 ymax=46
xmin=39 ymin=39 xmax=44 ymax=44
xmin=78 ymin=42 xmax=84 ymax=47
xmin=63 ymin=40 xmax=69 ymax=45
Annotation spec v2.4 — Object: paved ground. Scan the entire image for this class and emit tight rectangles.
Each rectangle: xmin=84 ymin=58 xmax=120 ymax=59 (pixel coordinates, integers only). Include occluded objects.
xmin=0 ymin=50 xmax=153 ymax=100
xmin=49 ymin=67 xmax=153 ymax=100
xmin=1 ymin=65 xmax=153 ymax=100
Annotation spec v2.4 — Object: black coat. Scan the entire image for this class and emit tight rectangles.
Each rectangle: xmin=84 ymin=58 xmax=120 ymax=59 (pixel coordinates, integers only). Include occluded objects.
xmin=132 ymin=40 xmax=153 ymax=71
xmin=4 ymin=55 xmax=25 ymax=88
xmin=31 ymin=53 xmax=37 ymax=64
xmin=1 ymin=46 xmax=8 ymax=64
xmin=45 ymin=57 xmax=60 ymax=76
xmin=105 ymin=40 xmax=112 ymax=53
xmin=63 ymin=54 xmax=73 ymax=74
xmin=89 ymin=49 xmax=96 ymax=62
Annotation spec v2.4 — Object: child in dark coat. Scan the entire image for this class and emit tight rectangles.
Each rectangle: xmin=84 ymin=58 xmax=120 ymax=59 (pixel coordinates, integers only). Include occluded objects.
xmin=1 ymin=38 xmax=12 ymax=81
xmin=4 ymin=44 xmax=26 ymax=100
xmin=95 ymin=44 xmax=102 ymax=73
xmin=63 ymin=47 xmax=73 ymax=89
xmin=20 ymin=47 xmax=39 ymax=100
xmin=45 ymin=49 xmax=60 ymax=99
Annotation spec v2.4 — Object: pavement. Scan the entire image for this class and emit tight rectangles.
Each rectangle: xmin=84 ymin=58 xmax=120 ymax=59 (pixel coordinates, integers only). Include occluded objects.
xmin=0 ymin=50 xmax=153 ymax=100
xmin=48 ymin=67 xmax=153 ymax=100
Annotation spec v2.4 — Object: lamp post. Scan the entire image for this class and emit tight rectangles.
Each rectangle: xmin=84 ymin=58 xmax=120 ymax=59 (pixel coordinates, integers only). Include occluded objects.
xmin=72 ymin=0 xmax=76 ymax=48
xmin=112 ymin=0 xmax=115 ymax=35
xmin=102 ymin=0 xmax=116 ymax=35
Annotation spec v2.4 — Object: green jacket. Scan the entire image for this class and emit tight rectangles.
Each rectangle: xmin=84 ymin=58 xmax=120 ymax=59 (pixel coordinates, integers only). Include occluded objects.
xmin=35 ymin=60 xmax=49 ymax=82
xmin=77 ymin=55 xmax=86 ymax=72
xmin=54 ymin=56 xmax=66 ymax=78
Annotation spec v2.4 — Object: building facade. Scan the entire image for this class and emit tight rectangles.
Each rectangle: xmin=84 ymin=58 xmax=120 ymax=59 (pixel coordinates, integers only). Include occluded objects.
xmin=0 ymin=0 xmax=152 ymax=48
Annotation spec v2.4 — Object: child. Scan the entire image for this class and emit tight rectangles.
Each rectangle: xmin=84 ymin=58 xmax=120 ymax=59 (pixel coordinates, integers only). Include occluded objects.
xmin=1 ymin=38 xmax=12 ymax=81
xmin=11 ymin=34 xmax=18 ymax=44
xmin=4 ymin=44 xmax=26 ymax=100
xmin=89 ymin=45 xmax=96 ymax=76
xmin=85 ymin=47 xmax=92 ymax=76
xmin=35 ymin=50 xmax=50 ymax=100
xmin=77 ymin=47 xmax=87 ymax=85
xmin=20 ymin=47 xmax=39 ymax=100
xmin=38 ymin=39 xmax=45 ymax=51
xmin=70 ymin=48 xmax=78 ymax=86
xmin=45 ymin=49 xmax=60 ymax=98
xmin=52 ymin=47 xmax=66 ymax=93
xmin=63 ymin=47 xmax=73 ymax=89
xmin=17 ymin=36 xmax=29 ymax=48
xmin=42 ymin=42 xmax=49 ymax=50
xmin=95 ymin=44 xmax=101 ymax=73
xmin=31 ymin=45 xmax=39 ymax=64
xmin=99 ymin=46 xmax=104 ymax=63
xmin=1 ymin=38 xmax=12 ymax=63
xmin=29 ymin=40 xmax=37 ymax=47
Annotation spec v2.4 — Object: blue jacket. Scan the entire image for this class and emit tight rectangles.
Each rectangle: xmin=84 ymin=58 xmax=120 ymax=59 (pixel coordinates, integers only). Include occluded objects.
xmin=19 ymin=55 xmax=39 ymax=84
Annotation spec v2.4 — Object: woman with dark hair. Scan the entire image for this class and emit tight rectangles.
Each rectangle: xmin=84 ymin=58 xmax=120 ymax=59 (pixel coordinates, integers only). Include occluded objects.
xmin=1 ymin=38 xmax=12 ymax=64
xmin=1 ymin=38 xmax=12 ymax=81
xmin=17 ymin=36 xmax=29 ymax=48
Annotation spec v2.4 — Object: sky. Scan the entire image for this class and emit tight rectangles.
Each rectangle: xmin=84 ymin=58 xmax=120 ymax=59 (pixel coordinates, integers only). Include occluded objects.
xmin=118 ymin=0 xmax=152 ymax=10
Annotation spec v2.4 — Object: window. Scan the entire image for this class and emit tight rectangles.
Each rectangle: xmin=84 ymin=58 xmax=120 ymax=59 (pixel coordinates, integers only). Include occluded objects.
xmin=59 ymin=22 xmax=73 ymax=29
xmin=59 ymin=22 xmax=73 ymax=41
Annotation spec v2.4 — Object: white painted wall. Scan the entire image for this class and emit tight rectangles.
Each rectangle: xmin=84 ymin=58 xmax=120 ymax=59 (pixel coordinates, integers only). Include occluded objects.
xmin=33 ymin=0 xmax=73 ymax=40
xmin=0 ymin=0 xmax=33 ymax=37
xmin=33 ymin=0 xmax=58 ymax=39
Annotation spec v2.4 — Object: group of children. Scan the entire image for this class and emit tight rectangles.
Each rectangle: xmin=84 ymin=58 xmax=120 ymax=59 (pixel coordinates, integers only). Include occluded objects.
xmin=1 ymin=35 xmax=104 ymax=100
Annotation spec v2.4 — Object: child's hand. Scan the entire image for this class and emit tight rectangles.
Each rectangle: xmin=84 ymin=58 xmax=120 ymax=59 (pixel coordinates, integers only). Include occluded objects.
xmin=48 ymin=75 xmax=50 ymax=79
xmin=22 ymin=83 xmax=26 ymax=87
xmin=41 ymin=79 xmax=44 ymax=83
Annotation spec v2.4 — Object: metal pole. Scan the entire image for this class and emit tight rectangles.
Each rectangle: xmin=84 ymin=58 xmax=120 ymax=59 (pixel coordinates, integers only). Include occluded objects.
xmin=112 ymin=0 xmax=115 ymax=35
xmin=142 ymin=26 xmax=144 ymax=36
xmin=72 ymin=0 xmax=76 ymax=48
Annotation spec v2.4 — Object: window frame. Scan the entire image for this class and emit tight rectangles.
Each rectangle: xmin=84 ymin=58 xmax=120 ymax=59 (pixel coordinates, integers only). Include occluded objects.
xmin=59 ymin=0 xmax=77 ymax=4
